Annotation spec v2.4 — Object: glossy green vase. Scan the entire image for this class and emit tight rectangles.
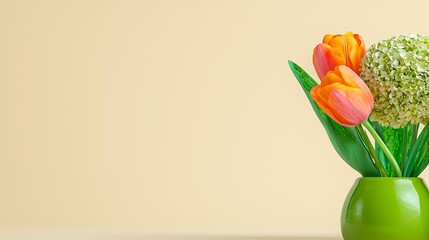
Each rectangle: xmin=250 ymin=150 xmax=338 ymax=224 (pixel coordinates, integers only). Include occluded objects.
xmin=341 ymin=177 xmax=429 ymax=240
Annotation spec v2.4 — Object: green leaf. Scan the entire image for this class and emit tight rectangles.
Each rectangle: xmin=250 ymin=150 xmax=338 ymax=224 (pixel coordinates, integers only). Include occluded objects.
xmin=404 ymin=124 xmax=429 ymax=177
xmin=288 ymin=60 xmax=380 ymax=177
xmin=372 ymin=122 xmax=412 ymax=177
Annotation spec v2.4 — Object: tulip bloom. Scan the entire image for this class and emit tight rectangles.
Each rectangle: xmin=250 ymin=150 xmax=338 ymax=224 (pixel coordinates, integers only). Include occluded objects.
xmin=310 ymin=66 xmax=374 ymax=126
xmin=313 ymin=32 xmax=366 ymax=79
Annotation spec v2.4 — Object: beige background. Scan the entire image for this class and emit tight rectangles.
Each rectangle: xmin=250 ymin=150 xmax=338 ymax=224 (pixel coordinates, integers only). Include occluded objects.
xmin=1 ymin=0 xmax=429 ymax=237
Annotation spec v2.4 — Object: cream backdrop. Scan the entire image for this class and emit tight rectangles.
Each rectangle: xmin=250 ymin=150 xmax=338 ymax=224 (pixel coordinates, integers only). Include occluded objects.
xmin=1 ymin=0 xmax=429 ymax=237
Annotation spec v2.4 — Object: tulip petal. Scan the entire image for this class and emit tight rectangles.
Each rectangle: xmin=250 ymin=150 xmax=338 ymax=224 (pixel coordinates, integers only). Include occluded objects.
xmin=313 ymin=44 xmax=345 ymax=79
xmin=310 ymin=86 xmax=343 ymax=124
xmin=315 ymin=82 xmax=343 ymax=103
xmin=329 ymin=88 xmax=372 ymax=126
xmin=320 ymin=71 xmax=345 ymax=86
xmin=313 ymin=44 xmax=334 ymax=79
xmin=338 ymin=66 xmax=373 ymax=101
xmin=345 ymin=32 xmax=366 ymax=74
xmin=313 ymin=32 xmax=366 ymax=79
xmin=311 ymin=65 xmax=374 ymax=127
xmin=323 ymin=34 xmax=334 ymax=44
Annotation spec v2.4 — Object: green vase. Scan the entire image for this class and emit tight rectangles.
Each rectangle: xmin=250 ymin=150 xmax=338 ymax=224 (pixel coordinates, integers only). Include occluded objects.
xmin=341 ymin=177 xmax=429 ymax=240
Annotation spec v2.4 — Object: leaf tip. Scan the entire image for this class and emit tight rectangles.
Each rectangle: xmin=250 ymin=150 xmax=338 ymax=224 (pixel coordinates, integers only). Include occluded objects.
xmin=288 ymin=60 xmax=296 ymax=69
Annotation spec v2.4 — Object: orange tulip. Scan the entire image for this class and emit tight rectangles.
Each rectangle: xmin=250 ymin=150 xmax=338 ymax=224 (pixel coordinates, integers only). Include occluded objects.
xmin=310 ymin=66 xmax=374 ymax=126
xmin=313 ymin=32 xmax=366 ymax=79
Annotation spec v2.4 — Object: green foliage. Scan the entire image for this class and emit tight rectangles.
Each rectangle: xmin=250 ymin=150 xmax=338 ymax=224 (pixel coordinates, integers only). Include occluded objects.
xmin=288 ymin=60 xmax=380 ymax=177
xmin=372 ymin=122 xmax=412 ymax=177
xmin=404 ymin=124 xmax=429 ymax=177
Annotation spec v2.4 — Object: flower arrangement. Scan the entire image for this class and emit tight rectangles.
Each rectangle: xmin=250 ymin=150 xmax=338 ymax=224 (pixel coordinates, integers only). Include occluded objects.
xmin=289 ymin=32 xmax=429 ymax=177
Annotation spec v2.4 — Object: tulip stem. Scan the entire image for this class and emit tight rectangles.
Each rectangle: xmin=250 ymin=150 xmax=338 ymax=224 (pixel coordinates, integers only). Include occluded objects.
xmin=356 ymin=124 xmax=388 ymax=177
xmin=401 ymin=127 xmax=408 ymax=171
xmin=362 ymin=121 xmax=402 ymax=177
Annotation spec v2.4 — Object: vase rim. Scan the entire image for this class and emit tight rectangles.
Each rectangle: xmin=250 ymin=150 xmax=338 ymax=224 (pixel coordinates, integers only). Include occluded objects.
xmin=358 ymin=177 xmax=423 ymax=179
xmin=357 ymin=177 xmax=425 ymax=183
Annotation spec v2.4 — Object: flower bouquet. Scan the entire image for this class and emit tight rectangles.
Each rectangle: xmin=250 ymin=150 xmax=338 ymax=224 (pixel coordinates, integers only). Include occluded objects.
xmin=289 ymin=32 xmax=429 ymax=240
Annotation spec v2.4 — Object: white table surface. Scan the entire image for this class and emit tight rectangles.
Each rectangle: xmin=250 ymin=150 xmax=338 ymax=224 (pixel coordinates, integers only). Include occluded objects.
xmin=0 ymin=229 xmax=342 ymax=240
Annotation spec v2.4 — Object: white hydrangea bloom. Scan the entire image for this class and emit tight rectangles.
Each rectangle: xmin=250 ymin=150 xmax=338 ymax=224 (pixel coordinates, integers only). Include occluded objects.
xmin=360 ymin=34 xmax=429 ymax=128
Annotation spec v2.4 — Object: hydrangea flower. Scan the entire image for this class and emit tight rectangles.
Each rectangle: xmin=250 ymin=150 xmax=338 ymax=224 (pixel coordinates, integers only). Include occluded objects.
xmin=360 ymin=34 xmax=429 ymax=128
